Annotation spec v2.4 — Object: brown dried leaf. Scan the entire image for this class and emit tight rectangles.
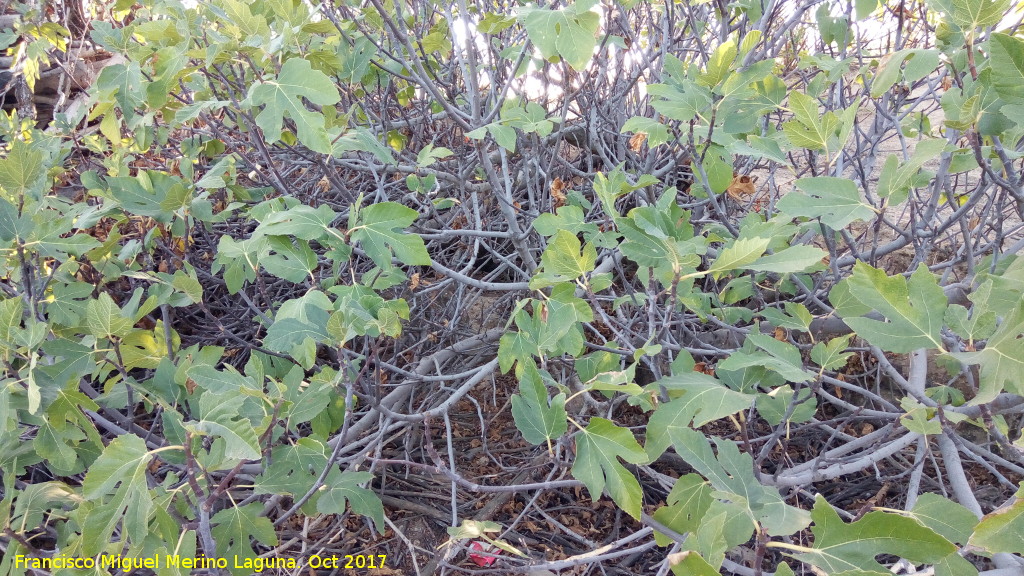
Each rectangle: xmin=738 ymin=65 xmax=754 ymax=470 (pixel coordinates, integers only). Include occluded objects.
xmin=628 ymin=132 xmax=647 ymax=152
xmin=550 ymin=177 xmax=568 ymax=208
xmin=693 ymin=362 xmax=715 ymax=376
xmin=726 ymin=173 xmax=757 ymax=200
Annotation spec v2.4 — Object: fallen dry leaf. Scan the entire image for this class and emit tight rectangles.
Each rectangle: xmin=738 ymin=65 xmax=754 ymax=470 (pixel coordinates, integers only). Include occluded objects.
xmin=726 ymin=173 xmax=757 ymax=200
xmin=628 ymin=132 xmax=647 ymax=152
xmin=550 ymin=177 xmax=568 ymax=208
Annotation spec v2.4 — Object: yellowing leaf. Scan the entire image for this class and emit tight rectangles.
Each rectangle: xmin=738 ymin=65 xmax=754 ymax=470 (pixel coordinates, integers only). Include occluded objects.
xmin=927 ymin=0 xmax=1010 ymax=30
xmin=537 ymin=229 xmax=597 ymax=284
xmin=969 ymin=486 xmax=1024 ymax=554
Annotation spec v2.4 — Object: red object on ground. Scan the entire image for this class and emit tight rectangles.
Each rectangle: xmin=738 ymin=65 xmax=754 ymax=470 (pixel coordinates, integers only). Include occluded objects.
xmin=468 ymin=541 xmax=499 ymax=567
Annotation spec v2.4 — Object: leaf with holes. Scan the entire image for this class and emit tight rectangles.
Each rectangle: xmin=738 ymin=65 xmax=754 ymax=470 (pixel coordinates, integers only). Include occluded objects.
xmin=186 ymin=392 xmax=261 ymax=461
xmin=255 ymin=439 xmax=328 ymax=497
xmin=871 ymin=50 xmax=940 ymax=98
xmin=212 ymin=503 xmax=278 ymax=576
xmin=317 ymin=469 xmax=385 ymax=532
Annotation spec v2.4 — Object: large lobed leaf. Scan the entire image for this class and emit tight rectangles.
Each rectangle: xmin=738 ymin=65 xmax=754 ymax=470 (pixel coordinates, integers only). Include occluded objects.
xmin=926 ymin=0 xmax=1010 ymax=30
xmin=316 ymin=470 xmax=385 ymax=533
xmin=211 ymin=503 xmax=278 ymax=576
xmin=572 ymin=418 xmax=648 ymax=519
xmin=185 ymin=392 xmax=263 ymax=462
xmin=777 ymin=177 xmax=875 ymax=229
xmin=246 ymin=58 xmax=341 ymax=154
xmin=80 ymin=435 xmax=154 ymax=555
xmin=535 ymin=229 xmax=597 ymax=285
xmin=645 ymin=381 xmax=754 ymax=460
xmin=795 ymin=495 xmax=956 ymax=573
xmin=519 ymin=1 xmax=600 ymax=71
xmin=954 ymin=300 xmax=1024 ymax=402
xmin=969 ymin=485 xmax=1024 ymax=555
xmin=0 ymin=140 xmax=47 ymax=202
xmin=349 ymin=202 xmax=430 ymax=268
xmin=988 ymin=34 xmax=1024 ymax=104
xmin=670 ymin=430 xmax=811 ymax=537
xmin=832 ymin=262 xmax=947 ymax=353
xmin=511 ymin=364 xmax=568 ymax=445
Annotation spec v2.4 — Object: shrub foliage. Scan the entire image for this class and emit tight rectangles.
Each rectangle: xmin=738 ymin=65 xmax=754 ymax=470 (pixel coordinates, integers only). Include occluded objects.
xmin=1 ymin=0 xmax=1024 ymax=574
